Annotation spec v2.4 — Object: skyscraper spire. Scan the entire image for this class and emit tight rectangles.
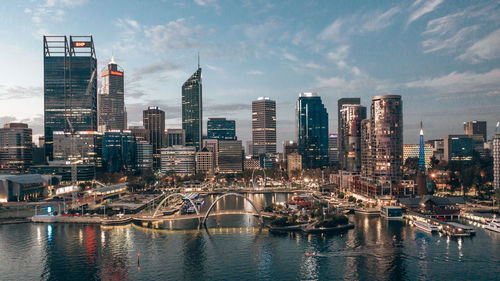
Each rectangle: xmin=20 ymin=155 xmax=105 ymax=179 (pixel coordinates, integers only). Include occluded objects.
xmin=197 ymin=52 xmax=200 ymax=69
xmin=418 ymin=120 xmax=426 ymax=171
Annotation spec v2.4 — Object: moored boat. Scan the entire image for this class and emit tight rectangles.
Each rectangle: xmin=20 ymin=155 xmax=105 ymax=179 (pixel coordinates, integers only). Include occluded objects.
xmin=380 ymin=206 xmax=403 ymax=220
xmin=414 ymin=220 xmax=439 ymax=232
xmin=447 ymin=222 xmax=475 ymax=235
xmin=354 ymin=207 xmax=380 ymax=216
xmin=484 ymin=216 xmax=500 ymax=233
xmin=101 ymin=216 xmax=132 ymax=226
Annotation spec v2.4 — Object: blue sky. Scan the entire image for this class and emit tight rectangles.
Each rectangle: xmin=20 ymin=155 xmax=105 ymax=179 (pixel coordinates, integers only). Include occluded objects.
xmin=0 ymin=0 xmax=499 ymax=148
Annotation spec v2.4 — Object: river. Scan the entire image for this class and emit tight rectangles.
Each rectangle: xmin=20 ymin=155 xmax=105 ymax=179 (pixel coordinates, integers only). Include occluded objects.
xmin=0 ymin=193 xmax=499 ymax=280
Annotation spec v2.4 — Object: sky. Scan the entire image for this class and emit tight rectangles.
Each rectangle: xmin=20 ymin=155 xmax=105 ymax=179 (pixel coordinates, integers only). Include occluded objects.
xmin=0 ymin=0 xmax=499 ymax=149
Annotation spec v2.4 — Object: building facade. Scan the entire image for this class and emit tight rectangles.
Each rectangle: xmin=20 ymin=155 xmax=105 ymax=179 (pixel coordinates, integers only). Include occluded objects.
xmin=207 ymin=118 xmax=236 ymax=140
xmin=296 ymin=93 xmax=329 ymax=169
xmin=99 ymin=57 xmax=126 ymax=131
xmin=360 ymin=119 xmax=371 ymax=178
xmin=464 ymin=120 xmax=487 ymax=141
xmin=403 ymin=144 xmax=433 ymax=169
xmin=165 ymin=129 xmax=185 ymax=147
xmin=370 ymin=95 xmax=403 ymax=186
xmin=102 ymin=131 xmax=136 ymax=173
xmin=328 ymin=134 xmax=339 ymax=166
xmin=0 ymin=123 xmax=32 ymax=173
xmin=287 ymin=152 xmax=302 ymax=176
xmin=44 ymin=36 xmax=97 ymax=160
xmin=136 ymin=141 xmax=153 ymax=172
xmin=494 ymin=133 xmax=500 ymax=190
xmin=52 ymin=131 xmax=102 ymax=167
xmin=143 ymin=107 xmax=165 ymax=169
xmin=444 ymin=135 xmax=473 ymax=162
xmin=182 ymin=66 xmax=202 ymax=151
xmin=338 ymin=101 xmax=366 ymax=172
xmin=252 ymin=97 xmax=276 ymax=155
xmin=218 ymin=140 xmax=243 ymax=173
xmin=160 ymin=145 xmax=196 ymax=176
xmin=195 ymin=148 xmax=214 ymax=174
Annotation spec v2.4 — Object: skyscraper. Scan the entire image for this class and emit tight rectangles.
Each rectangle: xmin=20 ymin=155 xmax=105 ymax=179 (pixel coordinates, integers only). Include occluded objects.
xmin=182 ymin=63 xmax=202 ymax=151
xmin=338 ymin=100 xmax=366 ymax=171
xmin=296 ymin=93 xmax=329 ymax=169
xmin=418 ymin=121 xmax=426 ymax=171
xmin=44 ymin=36 xmax=97 ymax=160
xmin=328 ymin=134 xmax=339 ymax=166
xmin=360 ymin=119 xmax=371 ymax=178
xmin=207 ymin=118 xmax=236 ymax=140
xmin=0 ymin=123 xmax=33 ymax=173
xmin=99 ymin=56 xmax=126 ymax=131
xmin=464 ymin=120 xmax=487 ymax=141
xmin=143 ymin=107 xmax=165 ymax=169
xmin=252 ymin=97 xmax=276 ymax=155
xmin=370 ymin=95 xmax=403 ymax=186
xmin=493 ymin=132 xmax=500 ymax=190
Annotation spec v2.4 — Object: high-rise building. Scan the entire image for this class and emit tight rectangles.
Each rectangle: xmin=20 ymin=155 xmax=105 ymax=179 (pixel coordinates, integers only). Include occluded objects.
xmin=418 ymin=121 xmax=426 ymax=171
xmin=252 ymin=97 xmax=276 ymax=155
xmin=207 ymin=118 xmax=236 ymax=140
xmin=182 ymin=65 xmax=202 ymax=151
xmin=360 ymin=119 xmax=371 ymax=178
xmin=143 ymin=107 xmax=165 ymax=169
xmin=165 ymin=129 xmax=185 ymax=147
xmin=464 ymin=120 xmax=487 ymax=141
xmin=328 ymin=134 xmax=339 ymax=166
xmin=0 ymin=123 xmax=33 ymax=173
xmin=296 ymin=93 xmax=329 ymax=169
xmin=245 ymin=140 xmax=253 ymax=156
xmin=102 ymin=131 xmax=136 ymax=173
xmin=160 ymin=145 xmax=196 ymax=176
xmin=136 ymin=141 xmax=153 ymax=172
xmin=287 ymin=152 xmax=302 ymax=176
xmin=338 ymin=100 xmax=366 ymax=171
xmin=52 ymin=131 xmax=103 ymax=167
xmin=218 ymin=140 xmax=243 ymax=173
xmin=444 ymin=135 xmax=473 ymax=162
xmin=129 ymin=126 xmax=149 ymax=142
xmin=283 ymin=140 xmax=298 ymax=168
xmin=44 ymin=36 xmax=97 ymax=160
xmin=493 ymin=133 xmax=500 ymax=190
xmin=202 ymin=138 xmax=219 ymax=170
xmin=370 ymin=95 xmax=403 ymax=186
xmin=99 ymin=56 xmax=126 ymax=131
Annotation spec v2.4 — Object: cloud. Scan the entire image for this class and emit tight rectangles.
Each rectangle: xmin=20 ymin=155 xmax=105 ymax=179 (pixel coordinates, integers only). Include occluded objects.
xmin=361 ymin=7 xmax=401 ymax=32
xmin=246 ymin=70 xmax=264 ymax=75
xmin=406 ymin=69 xmax=500 ymax=95
xmin=407 ymin=0 xmax=444 ymax=27
xmin=326 ymin=45 xmax=350 ymax=61
xmin=318 ymin=19 xmax=343 ymax=42
xmin=283 ymin=52 xmax=298 ymax=62
xmin=422 ymin=25 xmax=479 ymax=53
xmin=459 ymin=28 xmax=500 ymax=63
xmin=0 ymin=85 xmax=42 ymax=100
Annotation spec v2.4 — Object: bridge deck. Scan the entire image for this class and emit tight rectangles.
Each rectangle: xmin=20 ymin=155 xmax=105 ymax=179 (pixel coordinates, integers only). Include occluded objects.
xmin=137 ymin=210 xmax=260 ymax=221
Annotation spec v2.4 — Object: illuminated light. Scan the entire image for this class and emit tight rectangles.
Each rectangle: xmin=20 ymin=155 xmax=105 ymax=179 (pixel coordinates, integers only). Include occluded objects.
xmin=101 ymin=71 xmax=109 ymax=76
xmin=110 ymin=70 xmax=124 ymax=76
xmin=73 ymin=41 xmax=89 ymax=47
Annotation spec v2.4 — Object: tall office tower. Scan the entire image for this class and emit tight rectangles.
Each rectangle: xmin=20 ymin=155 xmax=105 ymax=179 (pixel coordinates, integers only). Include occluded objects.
xmin=370 ymin=95 xmax=403 ymax=186
xmin=464 ymin=120 xmax=487 ymax=141
xmin=218 ymin=140 xmax=243 ymax=173
xmin=102 ymin=131 xmax=136 ymax=173
xmin=360 ymin=119 xmax=371 ymax=178
xmin=44 ymin=36 xmax=97 ymax=161
xmin=328 ymin=134 xmax=339 ymax=166
xmin=493 ymin=133 xmax=500 ymax=190
xmin=0 ymin=123 xmax=33 ymax=173
xmin=338 ymin=100 xmax=366 ymax=171
xmin=182 ymin=63 xmax=202 ymax=151
xmin=143 ymin=107 xmax=165 ymax=169
xmin=338 ymin=99 xmax=360 ymax=154
xmin=296 ymin=93 xmax=329 ymax=169
xmin=99 ymin=56 xmax=126 ymax=131
xmin=252 ymin=97 xmax=276 ymax=155
xmin=165 ymin=129 xmax=186 ymax=147
xmin=207 ymin=118 xmax=236 ymax=140
xmin=136 ymin=140 xmax=153 ymax=172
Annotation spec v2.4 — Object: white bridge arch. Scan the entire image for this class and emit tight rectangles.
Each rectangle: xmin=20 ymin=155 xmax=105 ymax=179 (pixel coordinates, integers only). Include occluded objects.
xmin=201 ymin=193 xmax=262 ymax=225
xmin=152 ymin=193 xmax=200 ymax=217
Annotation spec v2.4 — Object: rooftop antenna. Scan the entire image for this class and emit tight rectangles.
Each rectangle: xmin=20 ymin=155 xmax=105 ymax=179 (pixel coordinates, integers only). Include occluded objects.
xmin=197 ymin=52 xmax=200 ymax=69
xmin=496 ymin=121 xmax=499 ymax=133
xmin=110 ymin=52 xmax=115 ymax=64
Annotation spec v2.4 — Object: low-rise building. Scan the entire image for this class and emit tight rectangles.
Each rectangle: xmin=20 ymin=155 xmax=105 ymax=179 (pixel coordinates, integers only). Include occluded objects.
xmin=160 ymin=145 xmax=196 ymax=176
xmin=0 ymin=174 xmax=59 ymax=202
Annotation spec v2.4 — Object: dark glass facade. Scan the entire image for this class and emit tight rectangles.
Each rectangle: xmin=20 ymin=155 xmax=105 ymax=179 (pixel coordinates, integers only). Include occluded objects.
xmin=182 ymin=67 xmax=202 ymax=151
xmin=296 ymin=93 xmax=329 ymax=169
xmin=99 ymin=58 xmax=126 ymax=130
xmin=102 ymin=131 xmax=136 ymax=173
xmin=207 ymin=118 xmax=236 ymax=140
xmin=143 ymin=107 xmax=165 ymax=169
xmin=0 ymin=123 xmax=33 ymax=173
xmin=44 ymin=36 xmax=97 ymax=160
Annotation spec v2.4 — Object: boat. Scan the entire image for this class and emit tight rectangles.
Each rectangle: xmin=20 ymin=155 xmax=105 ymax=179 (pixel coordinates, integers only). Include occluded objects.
xmin=354 ymin=207 xmax=380 ymax=216
xmin=101 ymin=215 xmax=132 ymax=226
xmin=441 ymin=223 xmax=470 ymax=237
xmin=414 ymin=220 xmax=439 ymax=232
xmin=447 ymin=222 xmax=476 ymax=235
xmin=301 ymin=223 xmax=355 ymax=233
xmin=268 ymin=223 xmax=311 ymax=233
xmin=484 ymin=216 xmax=500 ymax=233
xmin=380 ymin=206 xmax=403 ymax=220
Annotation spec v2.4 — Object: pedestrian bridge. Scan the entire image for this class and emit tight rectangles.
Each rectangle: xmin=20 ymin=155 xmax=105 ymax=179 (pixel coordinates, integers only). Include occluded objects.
xmin=150 ymin=192 xmax=263 ymax=226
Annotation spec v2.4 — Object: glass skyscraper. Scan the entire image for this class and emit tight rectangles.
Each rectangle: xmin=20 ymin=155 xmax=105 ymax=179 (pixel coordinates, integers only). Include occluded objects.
xmin=143 ymin=107 xmax=165 ymax=169
xmin=99 ymin=56 xmax=126 ymax=131
xmin=296 ymin=93 xmax=329 ymax=169
xmin=102 ymin=131 xmax=136 ymax=173
xmin=252 ymin=97 xmax=276 ymax=155
xmin=44 ymin=36 xmax=97 ymax=160
xmin=182 ymin=66 xmax=202 ymax=151
xmin=207 ymin=118 xmax=236 ymax=140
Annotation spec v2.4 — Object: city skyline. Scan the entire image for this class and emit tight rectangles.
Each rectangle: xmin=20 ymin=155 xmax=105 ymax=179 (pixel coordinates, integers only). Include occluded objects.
xmin=0 ymin=1 xmax=500 ymax=148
